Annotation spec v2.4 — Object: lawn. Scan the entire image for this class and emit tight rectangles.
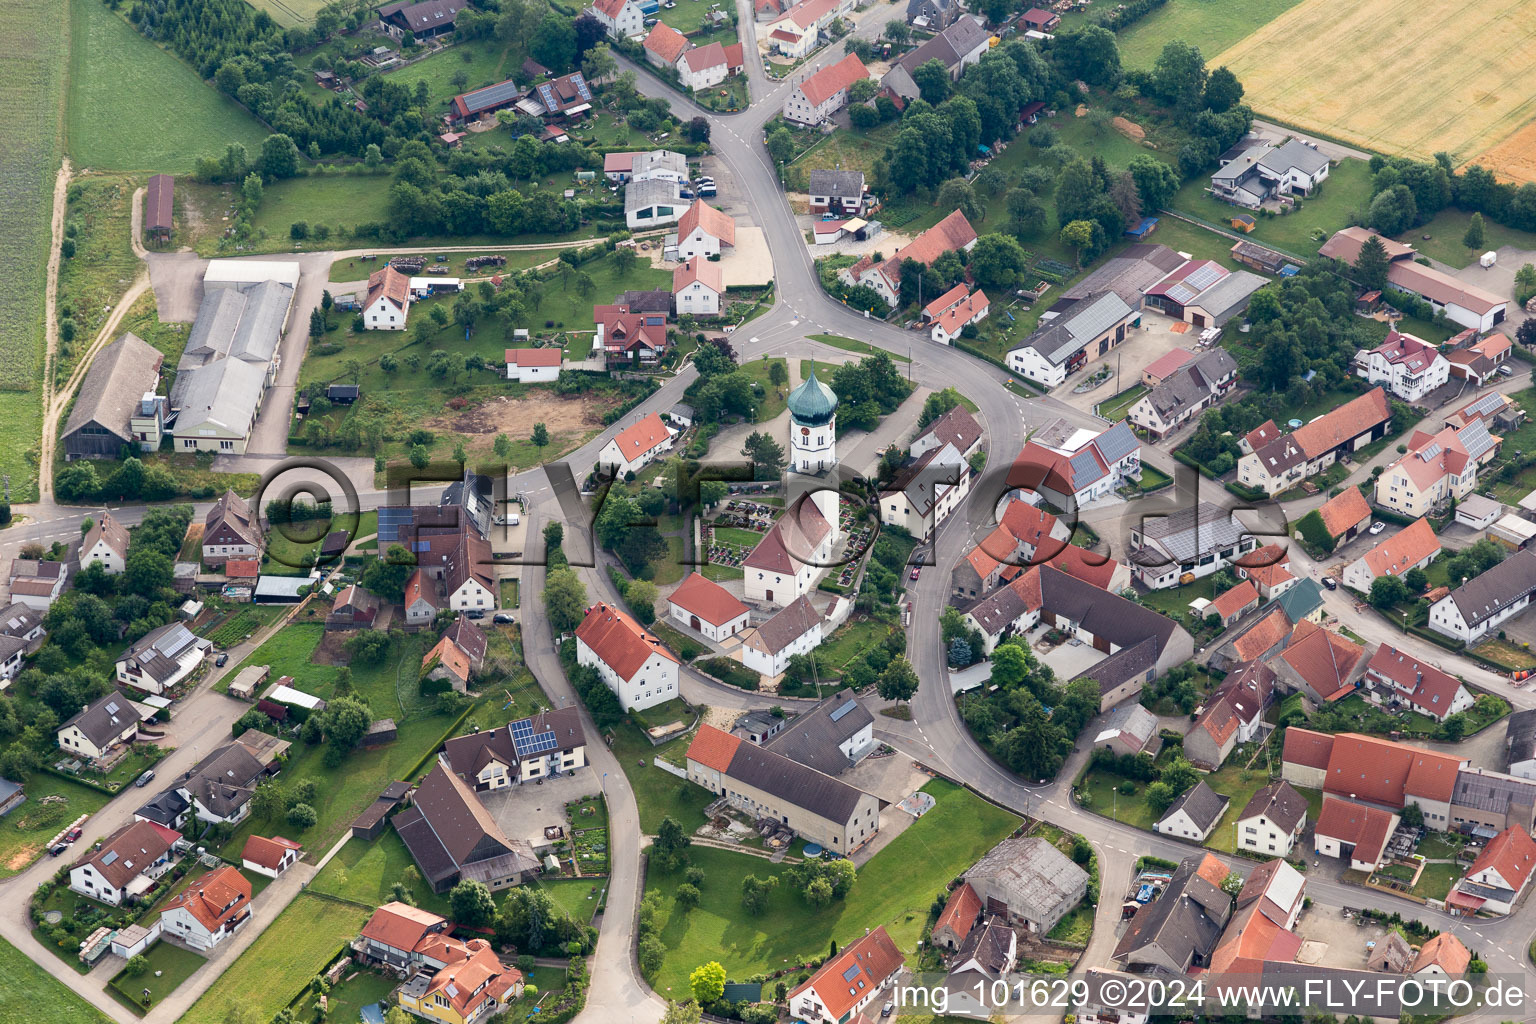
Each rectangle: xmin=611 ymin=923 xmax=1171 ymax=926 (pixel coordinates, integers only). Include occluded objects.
xmin=610 ymin=721 xmax=718 ymax=835
xmin=250 ymin=174 xmax=393 ymax=244
xmin=642 ymin=779 xmax=1020 ymax=993
xmin=542 ymin=877 xmax=606 ymax=925
xmin=740 ymin=356 xmax=789 ymax=421
xmin=179 ymin=894 xmax=366 ymax=1024
xmin=1078 ymin=754 xmax=1277 ymax=855
xmin=1137 ymin=576 xmax=1216 ymax=620
xmin=52 ymin=174 xmax=140 ymax=386
xmin=264 ymin=510 xmax=377 ymax=576
xmin=245 ymin=0 xmax=331 ymax=26
xmin=1391 ymin=208 xmax=1536 ymax=269
xmin=380 ymin=37 xmax=522 ymax=113
xmin=0 ymin=774 xmax=110 ymax=879
xmin=1044 ymin=902 xmax=1094 ymax=945
xmin=1137 ymin=465 xmax=1173 ymax=491
xmin=814 ymin=614 xmax=897 ymax=676
xmin=807 ymin=334 xmax=912 ymax=362
xmin=1167 ymin=157 xmax=1375 ymax=259
xmin=1468 ymin=638 xmax=1536 ymax=672
xmin=1115 ymin=0 xmax=1304 ymax=68
xmin=1410 ymin=860 xmax=1460 ymax=902
xmin=107 ymin=940 xmax=205 ymax=1015
xmin=0 ymin=936 xmax=114 ymax=1024
xmin=1096 ymin=384 xmax=1146 ymax=421
xmin=317 ymin=971 xmax=397 ymax=1024
xmin=66 ymin=0 xmax=269 ymax=172
xmin=308 ymin=829 xmax=452 ymax=918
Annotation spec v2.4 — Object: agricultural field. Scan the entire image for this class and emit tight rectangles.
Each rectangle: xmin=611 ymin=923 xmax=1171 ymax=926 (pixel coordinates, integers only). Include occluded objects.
xmin=1216 ymin=0 xmax=1536 ymax=178
xmin=65 ymin=0 xmax=268 ymax=172
xmin=1114 ymin=0 xmax=1303 ymax=68
xmin=0 ymin=0 xmax=67 ymax=503
xmin=0 ymin=937 xmax=114 ymax=1024
xmin=246 ymin=0 xmax=332 ymax=27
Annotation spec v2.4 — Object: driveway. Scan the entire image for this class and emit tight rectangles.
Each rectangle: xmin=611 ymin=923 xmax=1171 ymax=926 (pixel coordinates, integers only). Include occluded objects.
xmin=1055 ymin=309 xmax=1198 ymax=414
xmin=480 ymin=770 xmax=604 ymax=850
xmin=244 ymin=252 xmax=336 ymax=457
xmin=145 ymin=252 xmax=208 ymax=323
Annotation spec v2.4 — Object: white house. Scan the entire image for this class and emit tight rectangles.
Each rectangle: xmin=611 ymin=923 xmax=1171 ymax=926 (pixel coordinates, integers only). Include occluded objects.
xmin=1006 ymin=291 xmax=1137 ymax=388
xmin=678 ymin=42 xmax=730 ymax=91
xmin=667 ymin=572 xmax=751 ymax=642
xmin=743 ymin=492 xmax=840 ymax=607
xmin=1429 ymin=547 xmax=1536 ymax=644
xmin=1211 ymin=138 xmax=1331 ymax=209
xmin=1362 ymin=644 xmax=1475 ymax=723
xmin=590 ymin=0 xmax=645 ymax=38
xmin=926 ymin=287 xmax=989 ymax=345
xmin=839 ymin=210 xmax=978 ymax=307
xmin=70 ymin=821 xmax=180 ymax=906
xmin=783 ymin=53 xmax=869 ymax=126
xmin=575 ymin=602 xmax=680 ymax=710
xmin=505 ymin=347 xmax=562 ymax=383
xmin=1355 ymin=330 xmax=1450 ymax=402
xmin=675 ymin=199 xmax=736 ymax=260
xmin=241 ymin=835 xmax=302 ymax=878
xmin=1153 ymin=781 xmax=1228 ymax=843
xmin=789 ymin=926 xmax=903 ymax=1024
xmin=58 ymin=693 xmax=141 ymax=761
xmin=202 ymin=490 xmax=262 ymax=566
xmin=1341 ymin=517 xmax=1440 ymax=596
xmin=6 ymin=559 xmax=69 ymax=612
xmin=1234 ymin=781 xmax=1308 ymax=858
xmin=630 ymin=150 xmax=689 ymax=184
xmin=879 ymin=442 xmax=969 ymax=542
xmin=674 ymin=258 xmax=723 ymax=316
xmin=597 ymin=412 xmax=676 ymax=476
xmin=1130 ymin=501 xmax=1258 ymax=590
xmin=1314 ymin=796 xmax=1398 ymax=872
xmin=740 ymin=595 xmax=823 ymax=677
xmin=115 ymin=622 xmax=210 ymax=695
xmin=1454 ymin=826 xmax=1536 ymax=915
xmin=81 ymin=512 xmax=130 ymax=576
xmin=158 ymin=864 xmax=252 ymax=950
xmin=363 ymin=266 xmax=411 ymax=330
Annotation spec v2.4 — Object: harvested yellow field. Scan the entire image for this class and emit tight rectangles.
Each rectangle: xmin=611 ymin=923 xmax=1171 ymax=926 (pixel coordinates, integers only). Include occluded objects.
xmin=1216 ymin=0 xmax=1536 ymax=180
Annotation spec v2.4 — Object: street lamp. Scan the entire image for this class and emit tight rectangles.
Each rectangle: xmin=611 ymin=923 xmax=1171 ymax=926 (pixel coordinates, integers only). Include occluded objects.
xmin=1402 ymin=611 xmax=1408 ymax=634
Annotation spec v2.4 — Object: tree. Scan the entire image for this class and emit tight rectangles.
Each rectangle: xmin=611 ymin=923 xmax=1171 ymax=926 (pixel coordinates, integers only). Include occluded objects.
xmin=494 ymin=433 xmax=512 ymax=459
xmin=690 ymin=961 xmax=727 ymax=1006
xmin=1203 ymin=66 xmax=1244 ymax=113
xmin=967 ymin=233 xmax=1028 ymax=290
xmin=675 ymin=883 xmax=702 ymax=908
xmin=1519 ymin=318 xmax=1536 ymax=349
xmin=1150 ymin=40 xmax=1208 ymax=114
xmin=883 ymin=18 xmax=910 ymax=43
xmin=583 ymin=43 xmax=618 ymax=85
xmin=850 ymin=78 xmax=878 ymax=104
xmin=1127 ymin=155 xmax=1179 ymax=215
xmin=804 ymin=875 xmax=834 ymax=907
xmin=1060 ymin=220 xmax=1096 ymax=267
xmin=661 ymin=1002 xmax=703 ymax=1024
xmin=740 ymin=873 xmax=778 ymax=915
xmin=653 ymin=816 xmax=692 ymax=871
xmin=251 ymin=779 xmax=285 ymax=820
xmin=127 ymin=954 xmax=150 ymax=977
xmin=544 ymin=567 xmax=588 ymax=633
xmin=532 ymin=422 xmax=550 ymax=449
xmin=766 ymin=127 xmax=795 ymax=166
xmin=318 ymin=695 xmax=372 ymax=759
xmin=1353 ymin=234 xmax=1390 ymax=291
xmin=877 ymin=656 xmax=919 ymax=703
xmin=286 ymin=802 xmax=318 ymax=829
xmin=450 ymin=880 xmax=497 ymax=927
xmin=544 ymin=521 xmax=564 ymax=552
xmin=1145 ymin=781 xmax=1174 ymax=814
xmin=1369 ymin=574 xmax=1409 ymax=609
xmin=1054 ymin=25 xmax=1120 ymax=87
xmin=1109 ymin=172 xmax=1142 ymax=225
xmin=124 ymin=549 xmax=173 ymax=595
xmin=687 ymin=116 xmax=711 ymax=144
xmin=308 ymin=308 xmax=327 ymax=339
xmin=259 ymin=133 xmax=301 ymax=179
xmin=1404 ymin=567 xmax=1428 ymax=593
xmin=937 ymin=178 xmax=982 ymax=223
xmin=1368 ymin=184 xmax=1418 ymax=236
xmin=1006 ymin=188 xmax=1048 ymax=236
xmin=1463 ymin=211 xmax=1486 ymax=250
xmin=741 ymin=431 xmax=786 ymax=480
xmin=531 ymin=11 xmax=577 ymax=71
xmin=912 ymin=58 xmax=951 ymax=105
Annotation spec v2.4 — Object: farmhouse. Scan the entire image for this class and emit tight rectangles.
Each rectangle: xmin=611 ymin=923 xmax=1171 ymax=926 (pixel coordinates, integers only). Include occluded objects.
xmin=1319 ymin=227 xmax=1507 ymax=331
xmin=203 ymin=490 xmax=262 ymax=565
xmin=1355 ymin=330 xmax=1449 ymax=401
xmin=963 ymin=836 xmax=1088 ymax=934
xmin=6 ymin=559 xmax=68 ymax=612
xmin=1428 ymin=548 xmax=1536 ymax=643
xmin=1341 ymin=516 xmax=1440 ymax=594
xmin=840 ymin=210 xmax=978 ymax=307
xmin=590 ymin=0 xmax=645 ymax=38
xmin=393 ymin=763 xmax=541 ymax=893
xmin=505 ymin=347 xmax=562 ymax=383
xmin=1006 ymin=291 xmax=1138 ymax=388
xmin=1129 ymin=500 xmax=1258 ymax=590
xmin=80 ymin=512 xmax=130 ymax=576
xmin=642 ymin=21 xmax=689 ymax=68
xmin=1362 ymin=644 xmax=1474 ymax=723
xmin=784 ymin=53 xmax=870 ymax=125
xmin=788 ymin=927 xmax=904 ymax=1024
xmin=443 ymin=706 xmax=587 ymax=788
xmin=70 ymin=820 xmax=180 ymax=906
xmin=1211 ymin=138 xmax=1331 ymax=208
xmin=115 ymin=622 xmax=210 ymax=695
xmin=674 ymin=258 xmax=724 ymax=316
xmin=576 ymin=601 xmax=680 ymax=710
xmin=378 ymin=0 xmax=466 ymax=40
xmin=882 ymin=16 xmax=990 ymax=101
xmin=364 ymin=265 xmax=411 ymax=330
xmin=763 ymin=690 xmax=874 ymax=776
xmin=1236 ymin=781 xmax=1308 ymax=857
xmin=740 ymin=595 xmax=823 ymax=677
xmin=597 ymin=412 xmax=676 ymax=476
xmin=1155 ymin=781 xmax=1229 ymax=843
xmin=159 ymin=864 xmax=252 ymax=950
xmin=667 ymin=572 xmax=751 ymax=642
xmin=58 ymin=692 xmax=143 ymax=761
xmin=687 ymin=723 xmax=881 ymax=852
xmin=1236 ymin=388 xmax=1392 ymax=497
xmin=62 ymin=333 xmax=165 ymax=460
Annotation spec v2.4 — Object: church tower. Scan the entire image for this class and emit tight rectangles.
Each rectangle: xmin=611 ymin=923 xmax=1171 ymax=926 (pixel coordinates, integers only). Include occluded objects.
xmin=787 ymin=367 xmax=838 ymax=473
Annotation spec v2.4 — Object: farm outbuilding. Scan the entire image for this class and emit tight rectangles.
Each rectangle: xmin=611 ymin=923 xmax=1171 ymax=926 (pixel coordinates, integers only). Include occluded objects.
xmin=145 ymin=174 xmax=173 ymax=240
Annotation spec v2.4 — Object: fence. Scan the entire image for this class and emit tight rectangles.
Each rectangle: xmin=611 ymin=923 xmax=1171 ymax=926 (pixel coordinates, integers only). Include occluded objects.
xmin=652 ymin=757 xmax=687 ymax=779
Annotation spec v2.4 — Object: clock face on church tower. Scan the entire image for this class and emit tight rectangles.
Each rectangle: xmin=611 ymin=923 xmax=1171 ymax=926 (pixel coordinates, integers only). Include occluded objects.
xmin=801 ymin=426 xmax=810 ymax=436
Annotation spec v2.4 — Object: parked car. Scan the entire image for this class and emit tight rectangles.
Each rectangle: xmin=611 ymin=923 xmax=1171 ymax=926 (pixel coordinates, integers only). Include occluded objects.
xmin=1368 ymin=521 xmax=1386 ymax=535
xmin=135 ymin=770 xmax=156 ymax=788
xmin=909 ymin=567 xmax=921 ymax=581
xmin=881 ymin=1003 xmax=894 ymax=1019
xmin=466 ymin=609 xmax=486 ymax=619
xmin=48 ymin=843 xmax=68 ymax=857
xmin=64 ymin=827 xmax=83 ymax=843
xmin=1498 ymin=364 xmax=1515 ymax=377
xmin=1321 ymin=576 xmax=1338 ymax=591
xmin=493 ymin=612 xmax=515 ymax=624
xmin=215 ymin=653 xmax=229 ymax=667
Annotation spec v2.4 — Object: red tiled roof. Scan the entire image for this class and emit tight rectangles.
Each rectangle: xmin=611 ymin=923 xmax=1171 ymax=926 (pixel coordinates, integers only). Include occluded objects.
xmin=225 ymin=559 xmax=259 ymax=578
xmin=1317 ymin=733 xmax=1464 ymax=806
xmin=603 ymin=151 xmax=640 ymax=173
xmin=160 ymin=865 xmax=251 ymax=932
xmin=1314 ymin=795 xmax=1395 ymax=864
xmin=419 ymin=939 xmax=522 ymax=1017
xmin=934 ymin=290 xmax=988 ymax=338
xmin=744 ymin=493 xmax=832 ymax=574
xmin=1236 ymin=544 xmax=1294 ymax=590
xmin=798 ymin=53 xmax=870 ymax=107
xmin=1143 ymin=348 xmax=1196 ymax=382
xmin=643 ymin=21 xmax=689 ymax=63
xmin=1291 ymin=388 xmax=1391 ymax=459
xmin=1211 ymin=580 xmax=1259 ymax=620
xmin=506 ymin=347 xmax=562 ymax=367
xmin=668 ymin=572 xmax=749 ymax=627
xmin=790 ymin=926 xmax=904 ymax=1022
xmin=575 ymin=601 xmax=679 ymax=679
xmin=1282 ymin=726 xmax=1334 ymax=770
xmin=593 ymin=0 xmax=629 ymax=18
xmin=1364 ymin=643 xmax=1465 ymax=717
xmin=1193 ymin=851 xmax=1230 ymax=887
xmin=935 ymin=881 xmax=981 ymax=943
xmin=674 ymin=257 xmax=723 ymax=294
xmin=681 ymin=41 xmax=728 ymax=73
xmin=422 ymin=634 xmax=472 ymax=682
xmin=1279 ymin=619 xmax=1364 ymax=702
xmin=723 ymin=42 xmax=744 ymax=69
xmin=1362 ymin=518 xmax=1440 ymax=580
xmin=1231 ymin=607 xmax=1291 ymax=662
xmin=1317 ymin=487 xmax=1371 ymax=538
xmin=1466 ymin=825 xmax=1536 ymax=893
xmin=1244 ymin=420 xmax=1280 ymax=451
xmin=404 ymin=568 xmax=437 ymax=610
xmin=367 ymin=266 xmax=409 ymax=310
xmin=1411 ymin=933 xmax=1471 ymax=976
xmin=923 ymin=283 xmax=970 ymax=320
xmin=611 ymin=412 xmax=674 ymax=461
xmin=1209 ymin=900 xmax=1303 ymax=975
xmin=361 ymin=902 xmax=449 ymax=953
xmin=241 ymin=834 xmax=301 ymax=870
xmin=677 ymin=199 xmax=736 ymax=246
xmin=1045 ymin=544 xmax=1117 ymax=590
xmin=688 ymin=723 xmax=743 ymax=772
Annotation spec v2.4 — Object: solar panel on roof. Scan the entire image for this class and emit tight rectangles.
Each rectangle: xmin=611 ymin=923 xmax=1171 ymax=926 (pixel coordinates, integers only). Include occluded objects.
xmin=842 ymin=965 xmax=861 ymax=982
xmin=829 ymin=699 xmax=857 ymax=722
xmin=1068 ymin=449 xmax=1102 ymax=482
xmin=1186 ymin=263 xmax=1225 ymax=291
xmin=101 ymin=850 xmax=118 ymax=866
xmin=574 ymin=75 xmax=592 ymax=101
xmin=1418 ymin=442 xmax=1442 ymax=461
xmin=105 ymin=701 xmax=120 ymax=714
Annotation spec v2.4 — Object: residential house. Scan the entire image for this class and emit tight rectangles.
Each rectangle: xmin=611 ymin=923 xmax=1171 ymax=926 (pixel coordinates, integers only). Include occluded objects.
xmin=740 ymin=594 xmax=823 ymax=677
xmin=70 ymin=820 xmax=180 ymax=906
xmin=839 ymin=210 xmax=977 ymax=307
xmin=1445 ymin=389 xmax=1524 ymax=433
xmin=949 ymin=501 xmax=1071 ymax=600
xmin=1233 ymin=544 xmax=1298 ymax=601
xmin=363 ymin=265 xmax=411 ymax=330
xmin=1155 ymin=781 xmax=1230 ymax=843
xmin=1269 ymin=619 xmax=1368 ymax=704
xmin=674 ymin=258 xmax=724 ymax=316
xmin=881 ymin=16 xmax=990 ymax=100
xmin=505 ymin=347 xmax=562 ymax=383
xmin=1113 ymin=853 xmax=1232 ymax=974
xmin=1006 ymin=291 xmax=1138 ymax=388
xmin=591 ymin=0 xmax=645 ymax=38
xmin=1280 ymin=728 xmax=1475 ymax=832
xmin=80 ymin=512 xmax=130 ymax=576
xmin=403 ymin=570 xmax=440 ymax=628
xmin=945 ymin=915 xmax=1017 ymax=1005
xmin=1411 ymin=933 xmax=1472 ymax=977
xmin=175 ymin=741 xmax=272 ymax=825
xmin=397 ymin=938 xmax=524 ymax=1024
xmin=927 ymin=288 xmax=990 ymax=344
xmin=1451 ymin=826 xmax=1536 ymax=915
xmin=879 ymin=441 xmax=970 ymax=541
xmin=159 ymin=865 xmax=252 ymax=950
xmin=596 ymin=412 xmax=676 ymax=476
xmin=1235 ymin=781 xmax=1308 ymax=857
xmin=203 ymin=490 xmax=263 ymax=566
xmin=1315 ymin=486 xmax=1373 ymax=547
xmin=241 ymin=835 xmax=302 ymax=877
xmin=743 ymin=492 xmax=840 ymax=607
xmin=510 ymin=71 xmax=594 ymax=121
xmin=1374 ymin=419 xmax=1498 ymax=518
xmin=912 ymin=405 xmax=983 ymax=461
xmin=1006 ymin=419 xmax=1142 ymax=509
xmin=594 ymin=302 xmax=670 ymax=364
xmin=1342 ymin=517 xmax=1441 ymax=594
xmin=0 ymin=603 xmax=45 ymax=685
xmin=1314 ymin=795 xmax=1399 ymax=871
xmin=355 ymin=902 xmax=454 ymax=971
xmin=575 ymin=601 xmax=680 ymax=710
xmin=1093 ymin=703 xmax=1161 ymax=759
xmin=1184 ymin=660 xmax=1274 ymax=769
xmin=1428 ymin=547 xmax=1536 ymax=644
xmin=767 ymin=0 xmax=852 ymax=57
xmin=62 ymin=333 xmax=165 ymax=459
xmin=643 ymin=21 xmax=689 ymax=68
xmin=674 ymin=199 xmax=736 ymax=260
xmin=687 ymin=724 xmax=881 ymax=851
xmin=932 ymin=882 xmax=983 ymax=951
xmin=58 ymin=693 xmax=142 ymax=761
xmin=788 ymin=927 xmax=904 ymax=1024
xmin=762 ymin=690 xmax=874 ymax=776
xmin=1126 ymin=348 xmax=1239 ymax=439
xmin=963 ymin=836 xmax=1089 ymax=934
xmin=1237 ymin=388 xmax=1393 ymax=496
xmin=1446 ymin=334 xmax=1513 ymax=384
xmin=624 ymin=178 xmax=685 ymax=229
xmin=378 ymin=0 xmax=466 ymax=40
xmin=1363 ymin=644 xmax=1474 ymax=723
xmin=1355 ymin=330 xmax=1450 ymax=401
xmin=906 ymin=0 xmax=958 ymax=28
xmin=394 ymin=762 xmax=540 ymax=893
xmin=1318 ymin=227 xmax=1507 ymax=332
xmin=1210 ymin=580 xmax=1260 ymax=627
xmin=667 ymin=572 xmax=751 ymax=642
xmin=807 ymin=169 xmax=865 ymax=215
xmin=443 ymin=706 xmax=586 ymax=789
xmin=1210 ymin=606 xmax=1295 ymax=673
xmin=1211 ymin=138 xmax=1331 ymax=208
xmin=678 ymin=42 xmax=735 ymax=90
xmin=1129 ymin=501 xmax=1258 ymax=589
xmin=115 ymin=622 xmax=210 ymax=695
xmin=6 ymin=558 xmax=69 ymax=612
xmin=784 ymin=52 xmax=869 ymax=125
